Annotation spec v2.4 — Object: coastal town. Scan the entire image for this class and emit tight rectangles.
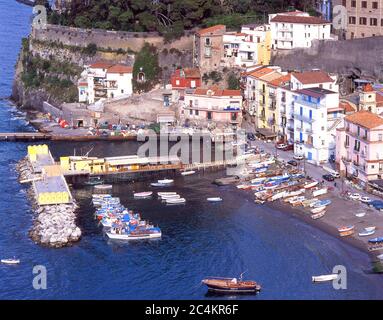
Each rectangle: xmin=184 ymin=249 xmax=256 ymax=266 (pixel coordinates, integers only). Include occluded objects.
xmin=3 ymin=0 xmax=383 ymax=300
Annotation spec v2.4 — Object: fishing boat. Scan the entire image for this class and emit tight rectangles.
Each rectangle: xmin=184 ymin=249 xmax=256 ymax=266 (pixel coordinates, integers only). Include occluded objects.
xmin=94 ymin=184 xmax=113 ymax=190
xmin=202 ymin=276 xmax=261 ymax=293
xmin=304 ymin=181 xmax=319 ymax=189
xmin=207 ymin=197 xmax=222 ymax=202
xmin=340 ymin=230 xmax=354 ymax=237
xmin=338 ymin=225 xmax=354 ymax=233
xmin=365 ymin=226 xmax=376 ymax=232
xmin=312 ymin=274 xmax=338 ymax=282
xmin=158 ymin=192 xmax=177 ymax=196
xmin=107 ymin=227 xmax=161 ymax=240
xmin=358 ymin=229 xmax=375 ymax=237
xmin=355 ymin=212 xmax=366 ymax=218
xmin=134 ymin=191 xmax=153 ymax=198
xmin=166 ymin=198 xmax=186 ymax=204
xmin=302 ymin=198 xmax=318 ymax=208
xmin=312 ymin=211 xmax=326 ymax=219
xmin=1 ymin=259 xmax=20 ymax=265
xmin=84 ymin=176 xmax=104 ymax=186
xmin=312 ymin=199 xmax=331 ymax=208
xmin=311 ymin=206 xmax=326 ymax=214
xmin=158 ymin=179 xmax=174 ymax=184
xmin=312 ymin=188 xmax=328 ymax=197
xmin=160 ymin=194 xmax=181 ymax=200
xmin=181 ymin=171 xmax=195 ymax=176
xmin=289 ymin=196 xmax=305 ymax=206
xmin=368 ymin=237 xmax=383 ymax=244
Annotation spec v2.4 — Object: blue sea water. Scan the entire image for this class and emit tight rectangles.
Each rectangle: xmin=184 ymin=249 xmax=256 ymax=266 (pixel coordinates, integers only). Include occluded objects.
xmin=0 ymin=0 xmax=383 ymax=300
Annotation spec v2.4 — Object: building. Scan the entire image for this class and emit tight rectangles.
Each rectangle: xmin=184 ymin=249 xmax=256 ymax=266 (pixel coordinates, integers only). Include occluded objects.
xmin=170 ymin=68 xmax=201 ymax=102
xmin=358 ymin=83 xmax=383 ymax=114
xmin=336 ymin=111 xmax=383 ymax=185
xmin=269 ymin=10 xmax=332 ymax=50
xmin=193 ymin=25 xmax=226 ymax=74
xmin=290 ymin=70 xmax=338 ymax=91
xmin=341 ymin=0 xmax=383 ymax=39
xmin=293 ymin=87 xmax=341 ymax=164
xmin=182 ymin=86 xmax=243 ymax=128
xmin=317 ymin=0 xmax=333 ymax=21
xmin=78 ymin=62 xmax=133 ymax=104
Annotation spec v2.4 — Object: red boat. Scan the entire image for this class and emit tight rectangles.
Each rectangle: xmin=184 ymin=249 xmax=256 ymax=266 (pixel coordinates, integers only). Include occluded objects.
xmin=202 ymin=276 xmax=261 ymax=293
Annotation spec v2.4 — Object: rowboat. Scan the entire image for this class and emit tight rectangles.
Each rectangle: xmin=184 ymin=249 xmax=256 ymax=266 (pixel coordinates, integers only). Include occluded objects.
xmin=166 ymin=198 xmax=186 ymax=204
xmin=311 ymin=206 xmax=326 ymax=214
xmin=94 ymin=184 xmax=113 ymax=190
xmin=134 ymin=191 xmax=153 ymax=198
xmin=302 ymin=198 xmax=318 ymax=207
xmin=311 ymin=211 xmax=326 ymax=219
xmin=181 ymin=171 xmax=195 ymax=176
xmin=207 ymin=197 xmax=222 ymax=202
xmin=338 ymin=225 xmax=354 ymax=233
xmin=304 ymin=181 xmax=319 ymax=189
xmin=158 ymin=192 xmax=177 ymax=196
xmin=202 ymin=277 xmax=261 ymax=293
xmin=355 ymin=212 xmax=366 ymax=218
xmin=340 ymin=230 xmax=354 ymax=237
xmin=160 ymin=194 xmax=181 ymax=200
xmin=312 ymin=188 xmax=328 ymax=197
xmin=312 ymin=274 xmax=338 ymax=282
xmin=365 ymin=226 xmax=376 ymax=232
xmin=312 ymin=199 xmax=331 ymax=208
xmin=368 ymin=237 xmax=383 ymax=244
xmin=157 ymin=179 xmax=174 ymax=184
xmin=289 ymin=196 xmax=305 ymax=206
xmin=358 ymin=229 xmax=375 ymax=237
xmin=1 ymin=259 xmax=20 ymax=265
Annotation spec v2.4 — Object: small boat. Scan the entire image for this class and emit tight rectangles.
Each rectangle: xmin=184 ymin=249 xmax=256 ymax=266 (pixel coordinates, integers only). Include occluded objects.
xmin=160 ymin=194 xmax=181 ymax=200
xmin=312 ymin=199 xmax=331 ymax=208
xmin=377 ymin=254 xmax=383 ymax=260
xmin=340 ymin=230 xmax=354 ymax=237
xmin=289 ymin=196 xmax=305 ymax=206
xmin=312 ymin=274 xmax=338 ymax=282
xmin=107 ymin=228 xmax=161 ymax=240
xmin=158 ymin=179 xmax=174 ymax=184
xmin=338 ymin=225 xmax=354 ymax=233
xmin=365 ymin=226 xmax=376 ymax=232
xmin=181 ymin=171 xmax=195 ymax=176
xmin=312 ymin=188 xmax=328 ymax=197
xmin=311 ymin=211 xmax=325 ymax=220
xmin=311 ymin=206 xmax=326 ymax=214
xmin=134 ymin=191 xmax=153 ymax=198
xmin=358 ymin=229 xmax=375 ymax=237
xmin=94 ymin=184 xmax=113 ymax=190
xmin=202 ymin=276 xmax=261 ymax=293
xmin=1 ymin=259 xmax=20 ymax=265
xmin=355 ymin=212 xmax=366 ymax=218
xmin=302 ymin=198 xmax=318 ymax=207
xmin=166 ymin=198 xmax=186 ymax=204
xmin=304 ymin=181 xmax=319 ymax=189
xmin=368 ymin=237 xmax=383 ymax=244
xmin=207 ymin=197 xmax=223 ymax=202
xmin=84 ymin=176 xmax=104 ymax=186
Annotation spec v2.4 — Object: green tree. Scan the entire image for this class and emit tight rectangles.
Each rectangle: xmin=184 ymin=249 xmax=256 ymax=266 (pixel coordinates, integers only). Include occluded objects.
xmin=227 ymin=73 xmax=240 ymax=90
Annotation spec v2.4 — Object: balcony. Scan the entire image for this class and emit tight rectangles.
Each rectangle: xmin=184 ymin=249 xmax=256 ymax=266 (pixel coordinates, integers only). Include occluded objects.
xmin=259 ymin=89 xmax=266 ymax=95
xmin=295 ymin=97 xmax=325 ymax=109
xmin=341 ymin=156 xmax=352 ymax=163
xmin=268 ymin=118 xmax=276 ymax=126
xmin=344 ymin=142 xmax=350 ymax=148
xmin=280 ymin=108 xmax=286 ymax=115
xmin=287 ymin=126 xmax=294 ymax=132
xmin=269 ymin=103 xmax=276 ymax=111
xmin=259 ymin=114 xmax=266 ymax=121
xmin=305 ymin=127 xmax=313 ymax=134
xmin=353 ymin=148 xmax=360 ymax=154
xmin=294 ymin=113 xmax=315 ymax=123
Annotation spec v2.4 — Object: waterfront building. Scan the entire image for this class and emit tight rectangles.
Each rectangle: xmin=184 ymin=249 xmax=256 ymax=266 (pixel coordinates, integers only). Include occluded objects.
xmin=182 ymin=86 xmax=243 ymax=128
xmin=293 ymin=87 xmax=341 ymax=164
xmin=336 ymin=111 xmax=383 ymax=185
xmin=340 ymin=0 xmax=383 ymax=39
xmin=193 ymin=25 xmax=226 ymax=74
xmin=170 ymin=68 xmax=201 ymax=102
xmin=78 ymin=62 xmax=133 ymax=104
xmin=269 ymin=10 xmax=332 ymax=50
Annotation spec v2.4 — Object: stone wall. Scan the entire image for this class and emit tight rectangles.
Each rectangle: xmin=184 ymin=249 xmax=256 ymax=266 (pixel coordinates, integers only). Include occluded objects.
xmin=32 ymin=24 xmax=194 ymax=52
xmin=271 ymin=37 xmax=383 ymax=82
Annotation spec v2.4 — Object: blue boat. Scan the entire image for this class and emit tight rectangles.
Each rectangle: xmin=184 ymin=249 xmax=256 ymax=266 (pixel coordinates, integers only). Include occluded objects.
xmin=313 ymin=199 xmax=331 ymax=208
xmin=368 ymin=237 xmax=383 ymax=244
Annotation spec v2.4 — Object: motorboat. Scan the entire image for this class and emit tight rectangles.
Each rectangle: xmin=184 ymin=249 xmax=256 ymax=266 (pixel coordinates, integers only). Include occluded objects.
xmin=1 ymin=259 xmax=20 ymax=265
xmin=311 ymin=211 xmax=325 ymax=220
xmin=304 ymin=181 xmax=319 ymax=189
xmin=202 ymin=276 xmax=261 ymax=293
xmin=338 ymin=225 xmax=354 ymax=233
xmin=157 ymin=179 xmax=174 ymax=184
xmin=84 ymin=176 xmax=104 ymax=186
xmin=311 ymin=206 xmax=326 ymax=214
xmin=312 ymin=274 xmax=338 ymax=282
xmin=207 ymin=197 xmax=223 ymax=202
xmin=368 ymin=237 xmax=383 ymax=244
xmin=158 ymin=192 xmax=177 ymax=196
xmin=166 ymin=198 xmax=186 ymax=204
xmin=312 ymin=199 xmax=331 ymax=208
xmin=181 ymin=171 xmax=196 ymax=176
xmin=364 ymin=226 xmax=376 ymax=232
xmin=358 ymin=229 xmax=375 ymax=237
xmin=134 ymin=191 xmax=153 ymax=198
xmin=160 ymin=194 xmax=181 ymax=200
xmin=377 ymin=254 xmax=383 ymax=260
xmin=107 ymin=227 xmax=161 ymax=240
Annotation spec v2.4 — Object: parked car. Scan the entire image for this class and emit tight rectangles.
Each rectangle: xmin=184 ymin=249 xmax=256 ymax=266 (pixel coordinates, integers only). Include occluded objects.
xmin=322 ymin=174 xmax=335 ymax=182
xmin=293 ymin=154 xmax=304 ymax=160
xmin=287 ymin=160 xmax=298 ymax=166
xmin=282 ymin=144 xmax=294 ymax=151
xmin=360 ymin=196 xmax=372 ymax=204
xmin=349 ymin=193 xmax=361 ymax=201
xmin=276 ymin=143 xmax=287 ymax=149
xmin=369 ymin=200 xmax=383 ymax=210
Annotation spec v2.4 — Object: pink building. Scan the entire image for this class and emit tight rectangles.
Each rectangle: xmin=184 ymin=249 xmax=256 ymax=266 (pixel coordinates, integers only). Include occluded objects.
xmin=336 ymin=111 xmax=383 ymax=185
xmin=183 ymin=86 xmax=243 ymax=128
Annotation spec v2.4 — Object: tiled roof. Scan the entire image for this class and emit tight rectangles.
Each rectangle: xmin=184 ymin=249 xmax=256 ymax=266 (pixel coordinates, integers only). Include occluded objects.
xmin=376 ymin=92 xmax=383 ymax=106
xmin=197 ymin=25 xmax=226 ymax=36
xmin=339 ymin=101 xmax=355 ymax=113
xmin=268 ymin=73 xmax=291 ymax=87
xmin=89 ymin=61 xmax=114 ymax=69
xmin=363 ymin=84 xmax=374 ymax=92
xmin=193 ymin=86 xmax=241 ymax=97
xmin=292 ymin=71 xmax=334 ymax=85
xmin=270 ymin=15 xmax=330 ymax=24
xmin=107 ymin=64 xmax=133 ymax=74
xmin=247 ymin=67 xmax=275 ymax=79
xmin=345 ymin=111 xmax=383 ymax=129
xmin=173 ymin=68 xmax=201 ymax=79
xmin=296 ymin=87 xmax=336 ymax=98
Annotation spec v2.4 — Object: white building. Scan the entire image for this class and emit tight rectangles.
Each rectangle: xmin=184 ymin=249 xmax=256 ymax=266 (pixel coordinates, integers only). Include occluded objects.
xmin=293 ymin=87 xmax=340 ymax=165
xmin=78 ymin=62 xmax=133 ymax=104
xmin=269 ymin=10 xmax=332 ymax=50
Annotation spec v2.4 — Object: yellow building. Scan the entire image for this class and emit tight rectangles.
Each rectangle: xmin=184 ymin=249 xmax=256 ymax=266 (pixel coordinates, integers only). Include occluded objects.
xmin=257 ymin=28 xmax=271 ymax=66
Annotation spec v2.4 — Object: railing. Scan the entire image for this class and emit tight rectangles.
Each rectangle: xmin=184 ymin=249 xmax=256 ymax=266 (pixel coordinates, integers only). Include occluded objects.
xmin=294 ymin=113 xmax=315 ymax=123
xmin=305 ymin=128 xmax=313 ymax=134
xmin=269 ymin=103 xmax=276 ymax=111
xmin=259 ymin=89 xmax=266 ymax=95
xmin=295 ymin=97 xmax=325 ymax=109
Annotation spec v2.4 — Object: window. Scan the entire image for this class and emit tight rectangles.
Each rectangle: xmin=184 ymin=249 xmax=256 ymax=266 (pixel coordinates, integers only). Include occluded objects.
xmin=361 ymin=1 xmax=367 ymax=8
xmin=176 ymin=80 xmax=180 ymax=86
xmin=351 ymin=0 xmax=356 ymax=7
xmin=354 ymin=139 xmax=360 ymax=151
xmin=207 ymin=111 xmax=212 ymax=120
xmin=195 ymin=110 xmax=199 ymax=116
xmin=342 ymin=0 xmax=346 ymax=6
xmin=373 ymin=2 xmax=378 ymax=9
xmin=370 ymin=18 xmax=378 ymax=26
xmin=359 ymin=17 xmax=367 ymax=25
xmin=205 ymin=38 xmax=211 ymax=45
xmin=379 ymin=134 xmax=383 ymax=141
xmin=349 ymin=16 xmax=356 ymax=24
xmin=345 ymin=135 xmax=350 ymax=146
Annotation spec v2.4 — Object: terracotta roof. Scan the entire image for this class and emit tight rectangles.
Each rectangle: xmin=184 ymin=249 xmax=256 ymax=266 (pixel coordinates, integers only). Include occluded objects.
xmin=345 ymin=111 xmax=383 ymax=129
xmin=193 ymin=86 xmax=241 ymax=97
xmin=173 ymin=68 xmax=201 ymax=79
xmin=89 ymin=61 xmax=114 ymax=69
xmin=268 ymin=73 xmax=291 ymax=87
xmin=107 ymin=64 xmax=133 ymax=74
xmin=363 ymin=83 xmax=374 ymax=92
xmin=197 ymin=25 xmax=226 ymax=36
xmin=270 ymin=15 xmax=330 ymax=24
xmin=292 ymin=71 xmax=334 ymax=85
xmin=247 ymin=67 xmax=275 ymax=79
xmin=339 ymin=101 xmax=355 ymax=113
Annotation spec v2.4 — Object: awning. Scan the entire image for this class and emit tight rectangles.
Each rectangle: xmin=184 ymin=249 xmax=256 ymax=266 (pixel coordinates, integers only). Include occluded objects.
xmin=256 ymin=128 xmax=277 ymax=139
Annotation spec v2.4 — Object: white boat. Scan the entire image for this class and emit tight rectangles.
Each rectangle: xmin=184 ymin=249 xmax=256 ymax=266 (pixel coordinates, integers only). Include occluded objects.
xmin=134 ymin=191 xmax=153 ymax=198
xmin=158 ymin=179 xmax=174 ymax=184
xmin=1 ymin=259 xmax=20 ymax=265
xmin=106 ymin=231 xmax=161 ymax=240
xmin=302 ymin=198 xmax=318 ymax=207
xmin=289 ymin=196 xmax=305 ymax=205
xmin=158 ymin=192 xmax=177 ymax=196
xmin=338 ymin=225 xmax=354 ymax=233
xmin=94 ymin=184 xmax=113 ymax=190
xmin=304 ymin=181 xmax=319 ymax=189
xmin=365 ymin=226 xmax=376 ymax=232
xmin=355 ymin=212 xmax=366 ymax=218
xmin=311 ymin=206 xmax=326 ymax=214
xmin=283 ymin=189 xmax=304 ymax=199
xmin=358 ymin=229 xmax=375 ymax=237
xmin=270 ymin=191 xmax=287 ymax=201
xmin=181 ymin=171 xmax=196 ymax=176
xmin=207 ymin=197 xmax=223 ymax=202
xmin=312 ymin=188 xmax=328 ymax=197
xmin=311 ymin=211 xmax=325 ymax=220
xmin=160 ymin=194 xmax=181 ymax=200
xmin=312 ymin=274 xmax=338 ymax=282
xmin=166 ymin=198 xmax=186 ymax=204
xmin=377 ymin=254 xmax=383 ymax=260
